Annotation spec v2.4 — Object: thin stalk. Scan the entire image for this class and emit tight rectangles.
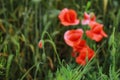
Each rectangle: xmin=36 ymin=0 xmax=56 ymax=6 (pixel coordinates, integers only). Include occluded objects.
xmin=44 ymin=39 xmax=62 ymax=66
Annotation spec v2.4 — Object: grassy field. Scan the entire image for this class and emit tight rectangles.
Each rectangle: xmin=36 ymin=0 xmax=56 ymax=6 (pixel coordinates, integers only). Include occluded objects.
xmin=0 ymin=0 xmax=120 ymax=80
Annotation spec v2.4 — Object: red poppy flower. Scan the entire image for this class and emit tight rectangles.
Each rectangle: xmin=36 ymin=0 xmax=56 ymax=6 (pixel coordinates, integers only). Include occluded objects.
xmin=76 ymin=47 xmax=95 ymax=65
xmin=86 ymin=22 xmax=108 ymax=42
xmin=73 ymin=40 xmax=87 ymax=52
xmin=71 ymin=51 xmax=77 ymax=57
xmin=64 ymin=29 xmax=83 ymax=47
xmin=58 ymin=8 xmax=79 ymax=26
xmin=38 ymin=40 xmax=42 ymax=48
xmin=81 ymin=12 xmax=96 ymax=25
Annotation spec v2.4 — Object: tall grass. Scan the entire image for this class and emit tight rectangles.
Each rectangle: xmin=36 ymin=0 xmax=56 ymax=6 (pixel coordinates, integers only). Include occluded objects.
xmin=0 ymin=0 xmax=120 ymax=80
